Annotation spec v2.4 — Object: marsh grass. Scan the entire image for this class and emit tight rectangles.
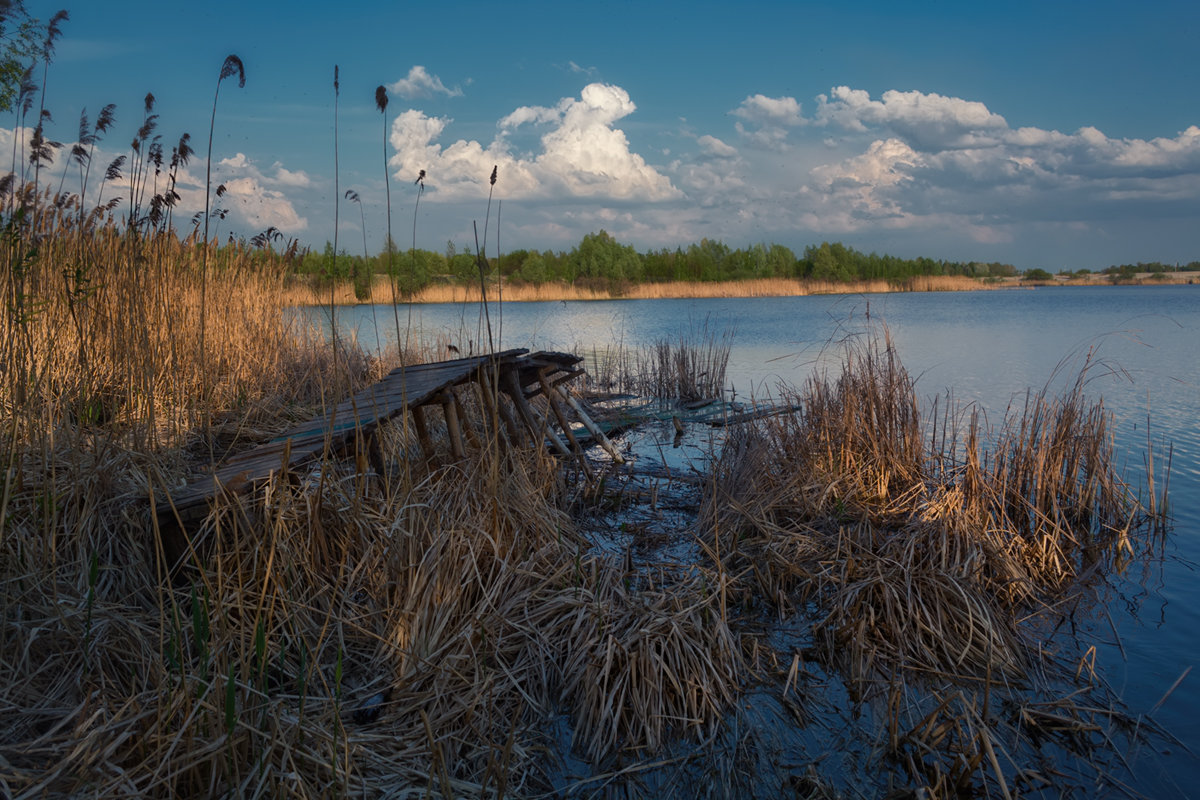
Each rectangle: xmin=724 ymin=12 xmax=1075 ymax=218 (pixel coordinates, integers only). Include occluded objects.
xmin=0 ymin=203 xmax=1173 ymax=794
xmin=580 ymin=318 xmax=732 ymax=402
xmin=0 ymin=181 xmax=744 ymax=795
xmin=704 ymin=330 xmax=1149 ymax=677
xmin=699 ymin=326 xmax=1166 ymax=791
xmin=282 ymin=274 xmax=1000 ymax=307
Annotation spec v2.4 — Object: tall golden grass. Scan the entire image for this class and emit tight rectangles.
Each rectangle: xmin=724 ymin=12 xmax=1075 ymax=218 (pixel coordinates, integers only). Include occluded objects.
xmin=700 ymin=328 xmax=1165 ymax=792
xmin=281 ymin=273 xmax=1002 ymax=306
xmin=0 ymin=194 xmax=747 ymax=796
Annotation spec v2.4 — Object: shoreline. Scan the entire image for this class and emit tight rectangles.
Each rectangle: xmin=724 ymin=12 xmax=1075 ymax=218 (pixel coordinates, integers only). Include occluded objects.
xmin=281 ymin=271 xmax=1199 ymax=307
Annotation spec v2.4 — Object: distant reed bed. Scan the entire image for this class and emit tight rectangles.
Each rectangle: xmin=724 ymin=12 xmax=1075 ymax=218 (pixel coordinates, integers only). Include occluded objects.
xmin=280 ymin=273 xmax=1001 ymax=306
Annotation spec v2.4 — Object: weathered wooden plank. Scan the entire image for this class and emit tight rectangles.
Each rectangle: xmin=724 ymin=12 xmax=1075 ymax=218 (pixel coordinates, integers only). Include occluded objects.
xmin=164 ymin=350 xmax=532 ymax=520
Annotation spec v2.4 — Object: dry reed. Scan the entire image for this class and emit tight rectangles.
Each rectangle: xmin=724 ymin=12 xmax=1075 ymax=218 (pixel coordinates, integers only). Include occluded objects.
xmin=704 ymin=331 xmax=1147 ymax=678
xmin=281 ymin=273 xmax=1004 ymax=307
xmin=0 ymin=188 xmax=745 ymax=795
xmin=698 ymin=325 xmax=1164 ymax=792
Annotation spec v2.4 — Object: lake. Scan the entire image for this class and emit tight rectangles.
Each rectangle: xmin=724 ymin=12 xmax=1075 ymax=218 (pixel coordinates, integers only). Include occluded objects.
xmin=304 ymin=285 xmax=1199 ymax=793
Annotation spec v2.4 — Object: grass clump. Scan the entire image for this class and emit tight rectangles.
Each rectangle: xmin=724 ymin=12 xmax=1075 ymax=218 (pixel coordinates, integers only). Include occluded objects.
xmin=698 ymin=327 xmax=1164 ymax=792
xmin=584 ymin=316 xmax=732 ymax=402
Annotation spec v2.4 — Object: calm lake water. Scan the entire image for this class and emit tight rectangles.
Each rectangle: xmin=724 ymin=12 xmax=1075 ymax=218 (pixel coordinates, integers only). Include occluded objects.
xmin=305 ymin=285 xmax=1199 ymax=793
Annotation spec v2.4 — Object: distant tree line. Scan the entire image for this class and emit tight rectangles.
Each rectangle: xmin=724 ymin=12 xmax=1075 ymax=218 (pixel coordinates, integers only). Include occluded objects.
xmin=281 ymin=229 xmax=1200 ymax=296
xmin=287 ymin=230 xmax=1034 ymax=296
xmin=1096 ymin=261 xmax=1200 ymax=283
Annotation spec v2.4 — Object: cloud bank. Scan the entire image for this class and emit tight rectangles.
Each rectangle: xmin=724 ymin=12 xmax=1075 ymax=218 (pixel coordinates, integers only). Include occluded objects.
xmin=7 ymin=77 xmax=1196 ymax=267
xmin=388 ymin=82 xmax=679 ymax=202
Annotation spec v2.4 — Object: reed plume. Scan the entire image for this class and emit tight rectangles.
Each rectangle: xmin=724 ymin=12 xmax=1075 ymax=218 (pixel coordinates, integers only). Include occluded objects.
xmin=375 ymin=84 xmax=403 ymax=348
xmin=196 ymin=54 xmax=244 ymax=452
xmin=30 ymin=9 xmax=68 ymax=221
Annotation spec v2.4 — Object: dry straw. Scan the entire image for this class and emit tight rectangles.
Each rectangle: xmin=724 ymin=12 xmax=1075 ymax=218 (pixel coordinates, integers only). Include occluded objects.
xmin=698 ymin=325 xmax=1166 ymax=791
xmin=0 ymin=180 xmax=744 ymax=794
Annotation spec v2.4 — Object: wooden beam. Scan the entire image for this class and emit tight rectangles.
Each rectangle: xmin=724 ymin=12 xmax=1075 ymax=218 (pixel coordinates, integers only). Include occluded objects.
xmin=441 ymin=392 xmax=466 ymax=459
xmin=501 ymin=367 xmax=571 ymax=458
xmin=451 ymin=388 xmax=480 ymax=449
xmin=523 ymin=368 xmax=586 ymax=399
xmin=411 ymin=404 xmax=435 ymax=461
xmin=563 ymin=393 xmax=626 ymax=464
xmin=539 ymin=370 xmax=593 ymax=480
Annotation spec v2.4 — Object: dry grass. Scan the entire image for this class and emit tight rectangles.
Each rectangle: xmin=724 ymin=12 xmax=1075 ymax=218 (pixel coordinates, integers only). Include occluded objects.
xmin=584 ymin=318 xmax=733 ymax=401
xmin=282 ymin=273 xmax=1004 ymax=307
xmin=0 ymin=196 xmax=747 ymax=796
xmin=704 ymin=331 xmax=1145 ymax=679
xmin=0 ymin=180 xmax=1176 ymax=796
xmin=699 ymin=326 xmax=1164 ymax=792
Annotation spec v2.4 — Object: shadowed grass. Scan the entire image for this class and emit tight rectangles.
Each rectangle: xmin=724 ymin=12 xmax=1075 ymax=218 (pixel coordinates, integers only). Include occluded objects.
xmin=697 ymin=326 xmax=1165 ymax=792
xmin=0 ymin=185 xmax=745 ymax=795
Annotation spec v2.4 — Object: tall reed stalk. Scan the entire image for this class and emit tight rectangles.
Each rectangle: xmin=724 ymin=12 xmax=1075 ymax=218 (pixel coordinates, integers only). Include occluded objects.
xmin=375 ymin=85 xmax=402 ymax=349
xmin=330 ymin=65 xmax=340 ymax=376
xmin=409 ymin=167 xmax=424 ymax=351
xmin=473 ymin=165 xmax=498 ymax=354
xmin=202 ymin=54 xmax=245 ymax=438
xmin=29 ymin=10 xmax=68 ymax=230
xmin=345 ymin=188 xmax=380 ymax=351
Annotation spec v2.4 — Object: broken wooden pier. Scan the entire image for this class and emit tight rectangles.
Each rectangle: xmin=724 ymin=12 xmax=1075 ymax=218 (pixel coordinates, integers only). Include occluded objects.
xmin=156 ymin=349 xmax=622 ymax=562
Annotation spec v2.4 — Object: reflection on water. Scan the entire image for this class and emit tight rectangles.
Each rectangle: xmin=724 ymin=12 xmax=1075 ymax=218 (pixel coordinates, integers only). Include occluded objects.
xmin=301 ymin=285 xmax=1200 ymax=792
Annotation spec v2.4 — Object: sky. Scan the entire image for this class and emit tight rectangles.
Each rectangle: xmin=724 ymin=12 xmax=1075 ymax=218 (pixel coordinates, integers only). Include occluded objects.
xmin=8 ymin=0 xmax=1200 ymax=270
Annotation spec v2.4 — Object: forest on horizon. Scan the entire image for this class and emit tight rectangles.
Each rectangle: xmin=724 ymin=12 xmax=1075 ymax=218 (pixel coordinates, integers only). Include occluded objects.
xmin=290 ymin=230 xmax=1200 ymax=299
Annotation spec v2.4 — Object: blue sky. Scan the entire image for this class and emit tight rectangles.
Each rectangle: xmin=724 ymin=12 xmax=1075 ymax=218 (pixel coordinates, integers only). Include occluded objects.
xmin=10 ymin=0 xmax=1200 ymax=269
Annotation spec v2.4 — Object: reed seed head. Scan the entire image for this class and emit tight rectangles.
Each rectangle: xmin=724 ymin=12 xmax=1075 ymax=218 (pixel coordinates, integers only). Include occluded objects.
xmin=104 ymin=155 xmax=125 ymax=181
xmin=76 ymin=108 xmax=90 ymax=145
xmin=96 ymin=103 xmax=116 ymax=134
xmin=17 ymin=66 xmax=35 ymax=116
xmin=415 ymin=169 xmax=426 ymax=186
xmin=375 ymin=85 xmax=388 ymax=113
xmin=219 ymin=54 xmax=245 ymax=88
xmin=42 ymin=9 xmax=68 ymax=58
xmin=174 ymin=132 xmax=193 ymax=167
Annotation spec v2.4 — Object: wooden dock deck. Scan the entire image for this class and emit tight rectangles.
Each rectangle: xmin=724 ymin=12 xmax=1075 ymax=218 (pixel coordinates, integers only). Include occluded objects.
xmin=156 ymin=348 xmax=615 ymax=559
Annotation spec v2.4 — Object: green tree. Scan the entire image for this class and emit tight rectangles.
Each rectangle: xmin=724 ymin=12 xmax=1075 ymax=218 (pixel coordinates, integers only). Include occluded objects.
xmin=806 ymin=242 xmax=851 ymax=281
xmin=497 ymin=249 xmax=529 ymax=278
xmin=517 ymin=251 xmax=547 ymax=283
xmin=765 ymin=244 xmax=797 ymax=278
xmin=449 ymin=251 xmax=476 ymax=282
xmin=567 ymin=230 xmax=642 ymax=285
xmin=0 ymin=2 xmax=40 ymax=113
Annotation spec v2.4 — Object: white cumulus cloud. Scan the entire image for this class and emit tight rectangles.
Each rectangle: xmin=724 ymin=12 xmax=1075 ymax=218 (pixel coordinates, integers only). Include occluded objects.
xmin=213 ymin=153 xmax=309 ymax=233
xmin=389 ymin=83 xmax=679 ymax=202
xmin=733 ymin=94 xmax=804 ymax=127
xmin=732 ymin=94 xmax=805 ymax=151
xmin=697 ymin=135 xmax=737 ymax=158
xmin=389 ymin=66 xmax=463 ymax=100
xmin=816 ymin=86 xmax=1008 ymax=150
